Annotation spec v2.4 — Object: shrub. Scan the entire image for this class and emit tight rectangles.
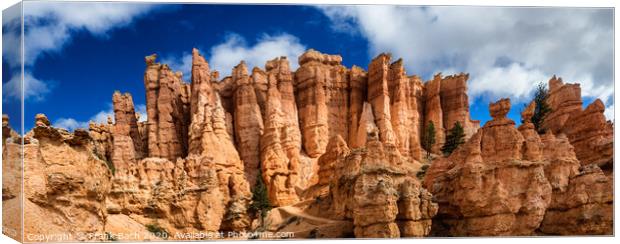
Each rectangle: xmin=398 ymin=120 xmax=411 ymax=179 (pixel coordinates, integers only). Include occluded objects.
xmin=145 ymin=223 xmax=169 ymax=239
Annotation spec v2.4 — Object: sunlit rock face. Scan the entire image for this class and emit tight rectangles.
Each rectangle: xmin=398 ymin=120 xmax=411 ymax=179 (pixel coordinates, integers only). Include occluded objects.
xmin=542 ymin=76 xmax=613 ymax=171
xmin=424 ymin=98 xmax=613 ymax=236
xmin=5 ymin=48 xmax=612 ymax=240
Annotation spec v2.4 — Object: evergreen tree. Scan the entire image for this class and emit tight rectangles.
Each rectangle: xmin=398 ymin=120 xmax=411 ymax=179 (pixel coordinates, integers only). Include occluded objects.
xmin=249 ymin=168 xmax=272 ymax=227
xmin=441 ymin=121 xmax=465 ymax=155
xmin=530 ymin=82 xmax=552 ymax=133
xmin=422 ymin=121 xmax=436 ymax=159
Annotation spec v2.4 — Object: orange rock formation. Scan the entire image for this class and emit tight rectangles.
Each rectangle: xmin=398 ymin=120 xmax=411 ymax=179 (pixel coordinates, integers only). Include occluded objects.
xmin=1 ymin=49 xmax=613 ymax=240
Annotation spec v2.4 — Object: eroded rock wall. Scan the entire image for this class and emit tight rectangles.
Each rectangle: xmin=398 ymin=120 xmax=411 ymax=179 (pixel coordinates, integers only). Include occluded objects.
xmin=424 ymin=98 xmax=613 ymax=236
xmin=542 ymin=76 xmax=613 ymax=170
xmin=144 ymin=54 xmax=190 ymax=161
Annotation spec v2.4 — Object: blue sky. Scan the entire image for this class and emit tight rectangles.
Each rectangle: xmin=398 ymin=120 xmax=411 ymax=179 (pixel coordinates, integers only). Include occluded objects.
xmin=2 ymin=3 xmax=614 ymax=131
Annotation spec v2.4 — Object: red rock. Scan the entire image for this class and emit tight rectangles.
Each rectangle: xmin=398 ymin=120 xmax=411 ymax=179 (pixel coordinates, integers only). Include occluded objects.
xmin=144 ymin=54 xmax=190 ymax=161
xmin=232 ymin=62 xmax=264 ymax=187
xmin=367 ymin=53 xmax=397 ymax=145
xmin=425 ymin=98 xmax=552 ymax=236
xmin=295 ymin=49 xmax=349 ymax=158
xmin=542 ymin=76 xmax=613 ymax=170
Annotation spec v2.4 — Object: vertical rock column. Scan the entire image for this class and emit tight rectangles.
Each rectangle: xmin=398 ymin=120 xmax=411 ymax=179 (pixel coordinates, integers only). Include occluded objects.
xmin=347 ymin=66 xmax=368 ymax=148
xmin=439 ymin=73 xmax=480 ymax=139
xmin=187 ymin=49 xmax=252 ymax=231
xmin=295 ymin=49 xmax=348 ymax=158
xmin=144 ymin=54 xmax=189 ymax=161
xmin=111 ymin=92 xmax=142 ymax=173
xmin=387 ymin=59 xmax=423 ymax=161
xmin=423 ymin=74 xmax=445 ymax=153
xmin=232 ymin=62 xmax=264 ymax=187
xmin=367 ymin=53 xmax=396 ymax=145
xmin=260 ymin=73 xmax=301 ymax=206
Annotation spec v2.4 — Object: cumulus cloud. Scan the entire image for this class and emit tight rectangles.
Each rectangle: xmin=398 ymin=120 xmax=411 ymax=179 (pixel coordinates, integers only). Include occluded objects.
xmin=19 ymin=1 xmax=155 ymax=67
xmin=159 ymin=33 xmax=306 ymax=79
xmin=53 ymin=118 xmax=90 ymax=131
xmin=2 ymin=73 xmax=52 ymax=102
xmin=209 ymin=33 xmax=306 ymax=77
xmin=53 ymin=103 xmax=147 ymax=131
xmin=161 ymin=52 xmax=193 ymax=81
xmin=2 ymin=1 xmax=156 ymax=101
xmin=318 ymin=6 xmax=614 ymax=108
xmin=604 ymin=105 xmax=614 ymax=121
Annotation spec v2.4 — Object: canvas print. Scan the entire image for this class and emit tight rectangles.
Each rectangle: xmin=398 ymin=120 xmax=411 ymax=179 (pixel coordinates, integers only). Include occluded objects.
xmin=1 ymin=1 xmax=614 ymax=242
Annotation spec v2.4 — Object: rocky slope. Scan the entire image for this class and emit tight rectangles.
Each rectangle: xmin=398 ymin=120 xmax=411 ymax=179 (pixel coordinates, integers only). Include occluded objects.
xmin=2 ymin=49 xmax=613 ymax=240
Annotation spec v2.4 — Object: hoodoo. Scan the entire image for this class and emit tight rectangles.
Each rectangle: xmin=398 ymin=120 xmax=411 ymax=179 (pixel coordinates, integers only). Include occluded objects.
xmin=2 ymin=49 xmax=613 ymax=240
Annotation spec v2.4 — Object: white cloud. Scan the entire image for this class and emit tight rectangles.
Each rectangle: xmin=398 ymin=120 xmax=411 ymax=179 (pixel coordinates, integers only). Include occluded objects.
xmin=2 ymin=2 xmax=156 ymax=101
xmin=209 ymin=33 xmax=306 ymax=77
xmin=318 ymin=6 xmax=614 ymax=108
xmin=18 ymin=1 xmax=155 ymax=67
xmin=135 ymin=104 xmax=147 ymax=122
xmin=2 ymin=72 xmax=51 ymax=102
xmin=159 ymin=33 xmax=306 ymax=78
xmin=161 ymin=52 xmax=193 ymax=81
xmin=53 ymin=103 xmax=146 ymax=131
xmin=53 ymin=118 xmax=90 ymax=131
xmin=604 ymin=105 xmax=614 ymax=121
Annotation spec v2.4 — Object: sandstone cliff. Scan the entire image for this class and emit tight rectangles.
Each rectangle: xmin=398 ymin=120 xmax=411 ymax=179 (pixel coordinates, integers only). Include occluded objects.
xmin=2 ymin=48 xmax=613 ymax=240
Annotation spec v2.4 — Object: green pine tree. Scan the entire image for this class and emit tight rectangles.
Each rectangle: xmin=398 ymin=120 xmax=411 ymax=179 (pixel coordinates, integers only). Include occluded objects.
xmin=250 ymin=167 xmax=272 ymax=227
xmin=422 ymin=121 xmax=436 ymax=159
xmin=441 ymin=121 xmax=465 ymax=155
xmin=530 ymin=82 xmax=552 ymax=133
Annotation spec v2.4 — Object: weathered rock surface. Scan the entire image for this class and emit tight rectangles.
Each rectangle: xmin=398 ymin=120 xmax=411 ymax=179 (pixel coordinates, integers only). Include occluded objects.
xmin=144 ymin=54 xmax=190 ymax=161
xmin=22 ymin=115 xmax=112 ymax=241
xmin=260 ymin=73 xmax=301 ymax=207
xmin=327 ymin=128 xmax=436 ymax=238
xmin=425 ymin=98 xmax=552 ymax=236
xmin=2 ymin=115 xmax=22 ymax=241
xmin=232 ymin=62 xmax=264 ymax=187
xmin=5 ymin=49 xmax=613 ymax=240
xmin=111 ymin=92 xmax=144 ymax=174
xmin=423 ymin=73 xmax=481 ymax=154
xmin=542 ymin=76 xmax=613 ymax=170
xmin=424 ymin=98 xmax=613 ymax=236
xmin=424 ymin=74 xmax=446 ymax=152
xmin=538 ymin=131 xmax=613 ymax=235
xmin=439 ymin=73 xmax=480 ymax=138
xmin=295 ymin=49 xmax=348 ymax=158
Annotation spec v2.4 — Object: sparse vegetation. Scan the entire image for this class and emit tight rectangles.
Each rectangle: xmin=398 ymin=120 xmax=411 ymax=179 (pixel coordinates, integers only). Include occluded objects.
xmin=145 ymin=223 xmax=169 ymax=239
xmin=441 ymin=121 xmax=465 ymax=155
xmin=529 ymin=82 xmax=552 ymax=133
xmin=250 ymin=166 xmax=272 ymax=227
xmin=93 ymin=148 xmax=115 ymax=175
xmin=416 ymin=164 xmax=430 ymax=180
xmin=308 ymin=228 xmax=319 ymax=239
xmin=105 ymin=159 xmax=115 ymax=175
xmin=105 ymin=232 xmax=118 ymax=241
xmin=422 ymin=121 xmax=436 ymax=159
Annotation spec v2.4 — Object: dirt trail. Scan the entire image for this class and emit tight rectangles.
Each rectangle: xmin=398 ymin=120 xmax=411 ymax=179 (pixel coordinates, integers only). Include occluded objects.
xmin=277 ymin=205 xmax=337 ymax=224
